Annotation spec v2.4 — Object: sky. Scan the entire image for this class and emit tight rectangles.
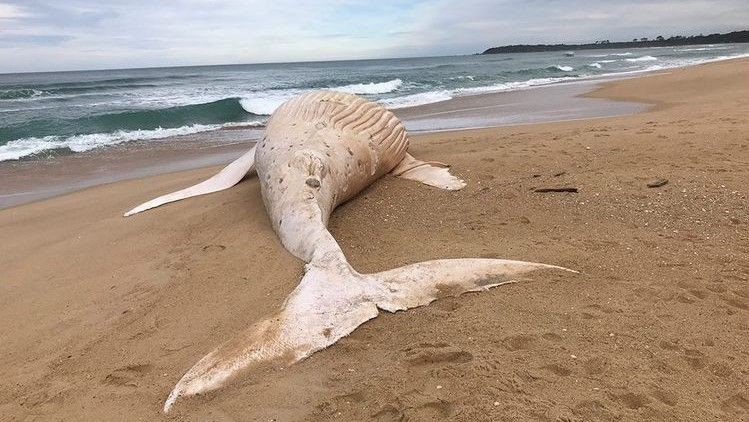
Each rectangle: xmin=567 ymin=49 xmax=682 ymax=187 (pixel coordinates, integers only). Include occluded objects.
xmin=0 ymin=0 xmax=747 ymax=73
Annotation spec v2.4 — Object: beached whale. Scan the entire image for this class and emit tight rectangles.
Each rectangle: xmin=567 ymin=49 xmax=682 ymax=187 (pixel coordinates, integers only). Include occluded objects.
xmin=124 ymin=90 xmax=574 ymax=412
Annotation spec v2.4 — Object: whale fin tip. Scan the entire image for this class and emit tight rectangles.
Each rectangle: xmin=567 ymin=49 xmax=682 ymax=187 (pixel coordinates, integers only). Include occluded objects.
xmin=392 ymin=153 xmax=466 ymax=190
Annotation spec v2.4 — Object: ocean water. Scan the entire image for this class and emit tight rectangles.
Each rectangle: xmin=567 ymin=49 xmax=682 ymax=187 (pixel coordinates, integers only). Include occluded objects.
xmin=1 ymin=43 xmax=748 ymax=161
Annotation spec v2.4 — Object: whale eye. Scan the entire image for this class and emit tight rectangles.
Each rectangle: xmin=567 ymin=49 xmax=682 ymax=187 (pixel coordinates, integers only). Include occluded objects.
xmin=305 ymin=177 xmax=321 ymax=188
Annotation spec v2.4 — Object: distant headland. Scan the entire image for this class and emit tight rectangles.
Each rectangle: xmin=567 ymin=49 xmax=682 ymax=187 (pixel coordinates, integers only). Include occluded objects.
xmin=481 ymin=30 xmax=749 ymax=54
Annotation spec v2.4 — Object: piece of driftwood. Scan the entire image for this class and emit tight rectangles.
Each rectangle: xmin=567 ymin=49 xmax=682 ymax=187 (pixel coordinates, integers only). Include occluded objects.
xmin=534 ymin=187 xmax=579 ymax=193
xmin=647 ymin=178 xmax=669 ymax=188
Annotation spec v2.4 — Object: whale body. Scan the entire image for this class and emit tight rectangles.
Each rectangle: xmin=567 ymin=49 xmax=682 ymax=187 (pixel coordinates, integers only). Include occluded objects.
xmin=124 ymin=91 xmax=574 ymax=412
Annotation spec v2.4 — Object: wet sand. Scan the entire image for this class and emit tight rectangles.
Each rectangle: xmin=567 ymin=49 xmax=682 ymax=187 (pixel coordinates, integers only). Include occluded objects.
xmin=0 ymin=58 xmax=747 ymax=421
xmin=398 ymin=79 xmax=646 ymax=131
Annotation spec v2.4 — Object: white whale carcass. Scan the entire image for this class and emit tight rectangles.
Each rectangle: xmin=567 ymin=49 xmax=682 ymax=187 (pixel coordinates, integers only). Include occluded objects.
xmin=124 ymin=90 xmax=574 ymax=412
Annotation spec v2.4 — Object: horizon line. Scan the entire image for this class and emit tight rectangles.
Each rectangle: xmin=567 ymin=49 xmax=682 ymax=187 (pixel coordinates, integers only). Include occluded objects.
xmin=3 ymin=29 xmax=746 ymax=76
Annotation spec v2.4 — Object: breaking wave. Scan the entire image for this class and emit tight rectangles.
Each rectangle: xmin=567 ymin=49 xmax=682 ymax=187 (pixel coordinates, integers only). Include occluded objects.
xmin=626 ymin=55 xmax=658 ymax=62
xmin=380 ymin=76 xmax=577 ymax=109
xmin=0 ymin=88 xmax=46 ymax=100
xmin=239 ymin=94 xmax=295 ymax=116
xmin=336 ymin=79 xmax=403 ymax=94
xmin=0 ymin=124 xmax=220 ymax=161
xmin=237 ymin=79 xmax=404 ymax=115
xmin=1 ymin=97 xmax=262 ymax=142
xmin=379 ymin=91 xmax=453 ymax=109
xmin=675 ymin=46 xmax=727 ymax=52
xmin=588 ymin=52 xmax=633 ymax=58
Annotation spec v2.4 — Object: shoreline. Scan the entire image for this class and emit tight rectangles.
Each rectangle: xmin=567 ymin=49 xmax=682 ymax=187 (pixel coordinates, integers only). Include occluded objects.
xmin=3 ymin=52 xmax=749 ymax=210
xmin=0 ymin=75 xmax=650 ymax=210
xmin=1 ymin=56 xmax=747 ymax=421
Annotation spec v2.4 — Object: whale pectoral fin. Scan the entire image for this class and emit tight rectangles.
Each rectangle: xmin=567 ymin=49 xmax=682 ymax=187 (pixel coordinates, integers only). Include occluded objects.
xmin=124 ymin=146 xmax=257 ymax=217
xmin=371 ymin=258 xmax=576 ymax=312
xmin=163 ymin=262 xmax=379 ymax=412
xmin=391 ymin=153 xmax=466 ymax=191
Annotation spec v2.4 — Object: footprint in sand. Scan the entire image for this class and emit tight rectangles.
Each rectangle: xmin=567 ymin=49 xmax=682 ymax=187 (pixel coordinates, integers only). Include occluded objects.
xmin=102 ymin=363 xmax=153 ymax=387
xmin=371 ymin=403 xmax=405 ymax=421
xmin=615 ymin=392 xmax=650 ymax=410
xmin=402 ymin=343 xmax=473 ymax=366
xmin=682 ymin=349 xmax=707 ymax=370
xmin=409 ymin=400 xmax=457 ymax=419
xmin=582 ymin=356 xmax=609 ymax=376
xmin=721 ymin=394 xmax=749 ymax=415
xmin=542 ymin=363 xmax=572 ymax=376
xmin=501 ymin=333 xmax=537 ymax=351
xmin=201 ymin=244 xmax=226 ymax=252
xmin=650 ymin=388 xmax=678 ymax=406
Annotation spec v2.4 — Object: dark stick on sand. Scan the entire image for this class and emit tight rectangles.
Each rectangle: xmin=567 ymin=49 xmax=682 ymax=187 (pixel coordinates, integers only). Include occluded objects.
xmin=534 ymin=187 xmax=579 ymax=193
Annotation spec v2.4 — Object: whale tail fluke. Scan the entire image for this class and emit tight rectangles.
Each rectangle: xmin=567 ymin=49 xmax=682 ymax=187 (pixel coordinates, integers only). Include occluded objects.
xmin=369 ymin=258 xmax=575 ymax=312
xmin=162 ymin=256 xmax=575 ymax=412
xmin=124 ymin=146 xmax=257 ymax=217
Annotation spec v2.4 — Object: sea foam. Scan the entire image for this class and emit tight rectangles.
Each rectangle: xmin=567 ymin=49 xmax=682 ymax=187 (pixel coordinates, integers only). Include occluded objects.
xmin=0 ymin=124 xmax=222 ymax=161
xmin=380 ymin=75 xmax=578 ymax=109
xmin=336 ymin=79 xmax=403 ymax=95
xmin=379 ymin=90 xmax=453 ymax=109
xmin=676 ymin=46 xmax=727 ymax=52
xmin=0 ymin=88 xmax=46 ymax=100
xmin=588 ymin=52 xmax=632 ymax=58
xmin=458 ymin=77 xmax=571 ymax=95
xmin=626 ymin=55 xmax=658 ymax=62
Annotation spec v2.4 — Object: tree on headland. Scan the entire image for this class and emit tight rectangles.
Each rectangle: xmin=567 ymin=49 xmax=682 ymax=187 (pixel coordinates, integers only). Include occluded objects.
xmin=481 ymin=30 xmax=749 ymax=55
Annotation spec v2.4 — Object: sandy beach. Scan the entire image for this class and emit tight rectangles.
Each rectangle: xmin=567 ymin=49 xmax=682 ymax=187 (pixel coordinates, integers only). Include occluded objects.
xmin=0 ymin=57 xmax=747 ymax=422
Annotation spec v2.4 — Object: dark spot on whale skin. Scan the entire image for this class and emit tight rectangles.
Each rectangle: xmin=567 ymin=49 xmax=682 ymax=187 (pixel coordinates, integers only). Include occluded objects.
xmin=306 ymin=177 xmax=321 ymax=188
xmin=322 ymin=328 xmax=332 ymax=338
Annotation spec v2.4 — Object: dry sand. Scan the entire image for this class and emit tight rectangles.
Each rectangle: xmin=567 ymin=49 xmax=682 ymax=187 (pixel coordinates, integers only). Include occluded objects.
xmin=1 ymin=58 xmax=747 ymax=421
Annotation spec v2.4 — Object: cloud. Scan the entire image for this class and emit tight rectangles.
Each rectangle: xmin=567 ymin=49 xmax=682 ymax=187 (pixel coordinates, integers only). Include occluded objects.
xmin=0 ymin=2 xmax=27 ymax=19
xmin=0 ymin=0 xmax=747 ymax=73
xmin=0 ymin=34 xmax=73 ymax=46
